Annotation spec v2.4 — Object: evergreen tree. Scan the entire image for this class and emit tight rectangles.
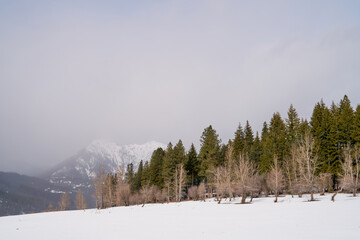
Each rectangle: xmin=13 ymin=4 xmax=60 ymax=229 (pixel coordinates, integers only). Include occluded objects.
xmin=125 ymin=163 xmax=135 ymax=187
xmin=198 ymin=125 xmax=221 ymax=181
xmin=185 ymin=144 xmax=200 ymax=186
xmin=259 ymin=121 xmax=271 ymax=173
xmin=250 ymin=132 xmax=262 ymax=167
xmin=329 ymin=101 xmax=342 ymax=178
xmin=261 ymin=121 xmax=269 ymax=143
xmin=219 ymin=143 xmax=228 ymax=166
xmin=173 ymin=140 xmax=186 ymax=165
xmin=141 ymin=161 xmax=150 ymax=186
xmin=285 ymin=104 xmax=300 ymax=151
xmin=353 ymin=105 xmax=360 ymax=144
xmin=268 ymin=113 xmax=286 ymax=164
xmin=337 ymin=95 xmax=354 ymax=146
xmin=298 ymin=118 xmax=311 ymax=139
xmin=149 ymin=148 xmax=165 ymax=188
xmin=133 ymin=161 xmax=143 ymax=192
xmin=233 ymin=123 xmax=245 ymax=161
xmin=244 ymin=121 xmax=254 ymax=155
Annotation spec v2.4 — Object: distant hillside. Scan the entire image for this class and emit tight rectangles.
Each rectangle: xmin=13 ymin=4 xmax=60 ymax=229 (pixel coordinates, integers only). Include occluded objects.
xmin=0 ymin=172 xmax=74 ymax=216
xmin=0 ymin=140 xmax=166 ymax=216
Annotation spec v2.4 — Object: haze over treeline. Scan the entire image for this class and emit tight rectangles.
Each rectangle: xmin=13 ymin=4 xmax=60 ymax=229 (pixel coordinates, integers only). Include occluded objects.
xmin=0 ymin=1 xmax=360 ymax=175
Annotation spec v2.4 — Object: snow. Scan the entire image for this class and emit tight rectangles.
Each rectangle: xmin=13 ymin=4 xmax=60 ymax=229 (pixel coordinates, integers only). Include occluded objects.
xmin=1 ymin=194 xmax=359 ymax=240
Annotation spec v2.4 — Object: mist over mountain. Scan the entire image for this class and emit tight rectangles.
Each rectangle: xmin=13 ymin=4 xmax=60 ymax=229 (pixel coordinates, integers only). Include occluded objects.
xmin=0 ymin=140 xmax=166 ymax=216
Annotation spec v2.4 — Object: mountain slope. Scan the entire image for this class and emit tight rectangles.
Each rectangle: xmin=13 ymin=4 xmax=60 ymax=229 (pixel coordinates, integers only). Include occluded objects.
xmin=45 ymin=140 xmax=166 ymax=189
xmin=0 ymin=172 xmax=73 ymax=216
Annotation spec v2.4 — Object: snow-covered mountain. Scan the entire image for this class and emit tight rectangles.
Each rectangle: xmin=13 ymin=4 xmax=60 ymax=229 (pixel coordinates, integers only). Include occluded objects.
xmin=45 ymin=140 xmax=166 ymax=190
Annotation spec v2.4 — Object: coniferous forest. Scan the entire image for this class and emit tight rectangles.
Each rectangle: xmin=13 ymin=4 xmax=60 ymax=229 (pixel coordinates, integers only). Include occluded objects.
xmin=93 ymin=95 xmax=360 ymax=208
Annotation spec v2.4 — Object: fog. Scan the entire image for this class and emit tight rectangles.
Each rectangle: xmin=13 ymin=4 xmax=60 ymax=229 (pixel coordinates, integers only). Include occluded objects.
xmin=0 ymin=1 xmax=360 ymax=175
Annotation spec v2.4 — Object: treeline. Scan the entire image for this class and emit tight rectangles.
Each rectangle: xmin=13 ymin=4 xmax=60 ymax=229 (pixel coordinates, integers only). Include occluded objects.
xmin=93 ymin=95 xmax=360 ymax=208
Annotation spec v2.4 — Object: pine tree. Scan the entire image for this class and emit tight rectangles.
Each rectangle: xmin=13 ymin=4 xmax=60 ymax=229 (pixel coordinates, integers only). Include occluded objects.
xmin=259 ymin=122 xmax=271 ymax=173
xmin=250 ymin=132 xmax=262 ymax=167
xmin=244 ymin=121 xmax=254 ymax=156
xmin=298 ymin=118 xmax=311 ymax=139
xmin=261 ymin=122 xmax=269 ymax=143
xmin=141 ymin=161 xmax=150 ymax=187
xmin=353 ymin=105 xmax=360 ymax=144
xmin=125 ymin=163 xmax=135 ymax=186
xmin=268 ymin=112 xmax=286 ymax=164
xmin=173 ymin=140 xmax=186 ymax=165
xmin=133 ymin=161 xmax=143 ymax=192
xmin=185 ymin=143 xmax=200 ymax=186
xmin=233 ymin=123 xmax=245 ymax=161
xmin=162 ymin=142 xmax=175 ymax=185
xmin=337 ymin=95 xmax=354 ymax=146
xmin=285 ymin=104 xmax=300 ymax=151
xmin=329 ymin=102 xmax=342 ymax=178
xmin=149 ymin=148 xmax=165 ymax=188
xmin=198 ymin=125 xmax=221 ymax=181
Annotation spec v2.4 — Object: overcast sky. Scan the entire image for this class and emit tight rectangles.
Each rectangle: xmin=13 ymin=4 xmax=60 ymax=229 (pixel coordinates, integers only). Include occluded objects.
xmin=1 ymin=0 xmax=360 ymax=175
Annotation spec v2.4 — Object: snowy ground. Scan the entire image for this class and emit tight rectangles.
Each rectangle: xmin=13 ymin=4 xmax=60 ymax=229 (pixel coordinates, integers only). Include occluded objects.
xmin=1 ymin=194 xmax=359 ymax=240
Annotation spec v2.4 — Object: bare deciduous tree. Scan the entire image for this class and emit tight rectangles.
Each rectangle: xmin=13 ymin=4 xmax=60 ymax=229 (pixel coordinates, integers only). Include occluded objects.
xmin=197 ymin=181 xmax=206 ymax=201
xmin=296 ymin=133 xmax=318 ymax=201
xmin=213 ymin=166 xmax=227 ymax=203
xmin=93 ymin=167 xmax=106 ymax=209
xmin=174 ymin=163 xmax=186 ymax=202
xmin=187 ymin=186 xmax=198 ymax=200
xmin=339 ymin=144 xmax=360 ymax=197
xmin=75 ymin=189 xmax=87 ymax=210
xmin=59 ymin=192 xmax=70 ymax=211
xmin=267 ymin=155 xmax=285 ymax=203
xmin=234 ymin=153 xmax=257 ymax=204
xmin=317 ymin=173 xmax=332 ymax=196
xmin=140 ymin=182 xmax=151 ymax=207
xmin=284 ymin=146 xmax=302 ymax=197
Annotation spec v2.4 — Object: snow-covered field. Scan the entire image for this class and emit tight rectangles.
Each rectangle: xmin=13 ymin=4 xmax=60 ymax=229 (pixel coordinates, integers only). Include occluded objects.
xmin=1 ymin=194 xmax=359 ymax=240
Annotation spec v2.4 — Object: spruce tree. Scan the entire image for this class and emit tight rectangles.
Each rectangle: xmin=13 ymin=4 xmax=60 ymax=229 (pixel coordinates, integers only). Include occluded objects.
xmin=133 ymin=161 xmax=143 ymax=192
xmin=198 ymin=125 xmax=221 ymax=181
xmin=259 ymin=121 xmax=271 ymax=173
xmin=353 ymin=105 xmax=360 ymax=144
xmin=185 ymin=144 xmax=200 ymax=186
xmin=337 ymin=95 xmax=354 ymax=146
xmin=125 ymin=163 xmax=135 ymax=187
xmin=141 ymin=161 xmax=150 ymax=187
xmin=329 ymin=102 xmax=342 ymax=178
xmin=244 ymin=120 xmax=254 ymax=156
xmin=233 ymin=123 xmax=245 ymax=161
xmin=261 ymin=121 xmax=269 ymax=143
xmin=250 ymin=132 xmax=262 ymax=167
xmin=162 ymin=142 xmax=175 ymax=190
xmin=285 ymin=104 xmax=300 ymax=152
xmin=173 ymin=140 xmax=186 ymax=165
xmin=269 ymin=113 xmax=286 ymax=163
xmin=149 ymin=148 xmax=165 ymax=188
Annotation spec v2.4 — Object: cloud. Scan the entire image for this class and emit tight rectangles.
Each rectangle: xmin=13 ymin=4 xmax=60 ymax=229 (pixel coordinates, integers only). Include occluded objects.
xmin=0 ymin=0 xmax=359 ymax=175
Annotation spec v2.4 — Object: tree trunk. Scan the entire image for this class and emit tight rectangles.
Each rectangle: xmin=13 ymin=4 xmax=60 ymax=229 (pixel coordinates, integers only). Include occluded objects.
xmin=331 ymin=191 xmax=339 ymax=202
xmin=310 ymin=191 xmax=314 ymax=201
xmin=320 ymin=189 xmax=325 ymax=196
xmin=241 ymin=192 xmax=246 ymax=204
xmin=274 ymin=190 xmax=278 ymax=203
xmin=353 ymin=188 xmax=357 ymax=197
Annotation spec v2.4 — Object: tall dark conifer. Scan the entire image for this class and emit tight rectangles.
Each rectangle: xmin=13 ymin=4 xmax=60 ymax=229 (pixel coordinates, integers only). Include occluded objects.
xmin=198 ymin=125 xmax=221 ymax=181
xmin=149 ymin=148 xmax=165 ymax=188
xmin=244 ymin=121 xmax=254 ymax=156
xmin=233 ymin=123 xmax=245 ymax=161
xmin=185 ymin=144 xmax=200 ymax=186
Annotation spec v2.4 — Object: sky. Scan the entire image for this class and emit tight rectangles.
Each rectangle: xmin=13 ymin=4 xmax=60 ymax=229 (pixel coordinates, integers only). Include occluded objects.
xmin=0 ymin=0 xmax=360 ymax=175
